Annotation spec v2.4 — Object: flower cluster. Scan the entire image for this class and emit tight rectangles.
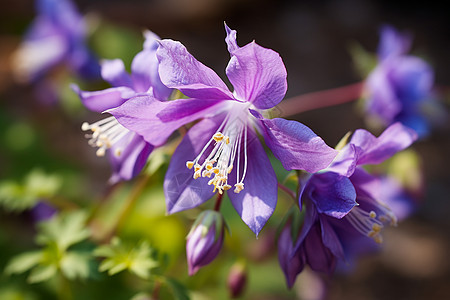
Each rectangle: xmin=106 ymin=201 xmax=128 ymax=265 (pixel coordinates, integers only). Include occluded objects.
xmin=69 ymin=23 xmax=421 ymax=286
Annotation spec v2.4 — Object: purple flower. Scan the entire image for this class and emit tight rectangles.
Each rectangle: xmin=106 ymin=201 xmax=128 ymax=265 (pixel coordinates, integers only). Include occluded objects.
xmin=12 ymin=0 xmax=100 ymax=82
xmin=74 ymin=31 xmax=172 ymax=183
xmin=110 ymin=24 xmax=337 ymax=235
xmin=364 ymin=25 xmax=434 ymax=137
xmin=278 ymin=123 xmax=417 ymax=286
xmin=186 ymin=210 xmax=225 ymax=275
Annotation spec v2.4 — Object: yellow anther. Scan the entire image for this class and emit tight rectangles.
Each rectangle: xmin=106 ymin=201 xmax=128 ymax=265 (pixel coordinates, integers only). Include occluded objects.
xmin=234 ymin=182 xmax=244 ymax=193
xmin=212 ymin=168 xmax=220 ymax=174
xmin=202 ymin=170 xmax=212 ymax=178
xmin=213 ymin=132 xmax=224 ymax=142
xmin=225 ymin=136 xmax=230 ymax=144
xmin=186 ymin=161 xmax=194 ymax=169
xmin=194 ymin=164 xmax=201 ymax=172
xmin=114 ymin=149 xmax=122 ymax=157
xmin=374 ymin=234 xmax=383 ymax=244
xmin=206 ymin=163 xmax=213 ymax=170
xmin=368 ymin=230 xmax=376 ymax=238
xmin=223 ymin=184 xmax=232 ymax=191
xmin=193 ymin=171 xmax=201 ymax=179
xmin=96 ymin=148 xmax=106 ymax=157
xmin=369 ymin=211 xmax=377 ymax=218
xmin=372 ymin=223 xmax=382 ymax=232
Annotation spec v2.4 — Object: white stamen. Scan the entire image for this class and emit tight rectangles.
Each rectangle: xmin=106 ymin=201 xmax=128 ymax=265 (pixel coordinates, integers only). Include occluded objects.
xmin=82 ymin=116 xmax=131 ymax=157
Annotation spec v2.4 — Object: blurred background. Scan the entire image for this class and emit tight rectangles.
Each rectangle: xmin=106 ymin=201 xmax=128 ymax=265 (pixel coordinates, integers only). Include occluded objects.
xmin=0 ymin=0 xmax=449 ymax=299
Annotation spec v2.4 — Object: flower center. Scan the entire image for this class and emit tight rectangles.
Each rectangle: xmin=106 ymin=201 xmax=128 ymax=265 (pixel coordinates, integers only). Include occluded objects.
xmin=81 ymin=116 xmax=130 ymax=157
xmin=345 ymin=200 xmax=397 ymax=244
xmin=186 ymin=104 xmax=251 ymax=195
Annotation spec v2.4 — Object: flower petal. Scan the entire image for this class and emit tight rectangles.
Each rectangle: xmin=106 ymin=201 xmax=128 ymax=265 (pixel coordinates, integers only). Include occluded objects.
xmin=258 ymin=117 xmax=337 ymax=173
xmin=350 ymin=122 xmax=418 ymax=165
xmin=72 ymin=84 xmax=134 ymax=113
xmin=224 ymin=23 xmax=239 ymax=54
xmin=156 ymin=39 xmax=234 ymax=100
xmin=326 ymin=144 xmax=360 ymax=177
xmin=164 ymin=118 xmax=221 ymax=214
xmin=278 ymin=224 xmax=305 ymax=288
xmin=109 ymin=95 xmax=221 ymax=146
xmin=227 ymin=128 xmax=277 ymax=236
xmin=108 ymin=133 xmax=153 ymax=184
xmin=131 ymin=30 xmax=172 ymax=99
xmin=377 ymin=25 xmax=411 ymax=60
xmin=100 ymin=59 xmax=133 ymax=88
xmin=319 ymin=216 xmax=345 ymax=260
xmin=226 ymin=42 xmax=287 ymax=109
xmin=304 ymin=223 xmax=337 ymax=274
xmin=301 ymin=172 xmax=357 ymax=219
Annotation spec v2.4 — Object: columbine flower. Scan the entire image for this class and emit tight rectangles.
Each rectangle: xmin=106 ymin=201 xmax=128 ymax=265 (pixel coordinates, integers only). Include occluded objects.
xmin=186 ymin=210 xmax=225 ymax=275
xmin=12 ymin=0 xmax=100 ymax=82
xmin=278 ymin=122 xmax=417 ymax=286
xmin=364 ymin=25 xmax=434 ymax=137
xmin=110 ymin=24 xmax=337 ymax=235
xmin=74 ymin=31 xmax=172 ymax=183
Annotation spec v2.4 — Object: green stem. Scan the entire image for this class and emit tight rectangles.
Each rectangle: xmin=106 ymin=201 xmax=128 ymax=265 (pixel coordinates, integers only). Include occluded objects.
xmin=101 ymin=175 xmax=151 ymax=243
xmin=277 ymin=81 xmax=364 ymax=117
xmin=277 ymin=182 xmax=297 ymax=202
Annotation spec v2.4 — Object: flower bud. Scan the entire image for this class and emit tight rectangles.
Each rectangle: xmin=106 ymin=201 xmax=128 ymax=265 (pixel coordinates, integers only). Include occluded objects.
xmin=227 ymin=261 xmax=247 ymax=298
xmin=186 ymin=210 xmax=225 ymax=275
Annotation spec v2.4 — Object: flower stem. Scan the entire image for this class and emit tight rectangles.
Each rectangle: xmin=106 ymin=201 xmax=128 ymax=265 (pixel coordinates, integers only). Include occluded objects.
xmin=278 ymin=183 xmax=297 ymax=202
xmin=214 ymin=193 xmax=224 ymax=211
xmin=277 ymin=81 xmax=364 ymax=117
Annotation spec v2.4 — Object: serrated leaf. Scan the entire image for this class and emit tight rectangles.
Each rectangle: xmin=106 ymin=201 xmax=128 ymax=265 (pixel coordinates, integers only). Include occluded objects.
xmin=4 ymin=251 xmax=43 ymax=275
xmin=27 ymin=265 xmax=57 ymax=284
xmin=60 ymin=251 xmax=92 ymax=280
xmin=36 ymin=211 xmax=90 ymax=250
xmin=94 ymin=237 xmax=158 ymax=279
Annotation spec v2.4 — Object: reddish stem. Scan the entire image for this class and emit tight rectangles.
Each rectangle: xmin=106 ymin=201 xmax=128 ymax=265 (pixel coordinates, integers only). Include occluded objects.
xmin=278 ymin=182 xmax=297 ymax=202
xmin=214 ymin=193 xmax=224 ymax=211
xmin=277 ymin=81 xmax=364 ymax=117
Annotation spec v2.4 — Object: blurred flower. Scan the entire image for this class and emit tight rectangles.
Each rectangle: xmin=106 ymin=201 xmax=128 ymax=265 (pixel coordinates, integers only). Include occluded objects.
xmin=12 ymin=0 xmax=100 ymax=82
xmin=278 ymin=123 xmax=417 ymax=287
xmin=363 ymin=25 xmax=435 ymax=137
xmin=110 ymin=23 xmax=337 ymax=235
xmin=227 ymin=261 xmax=247 ymax=298
xmin=30 ymin=201 xmax=57 ymax=222
xmin=186 ymin=210 xmax=225 ymax=275
xmin=74 ymin=31 xmax=172 ymax=183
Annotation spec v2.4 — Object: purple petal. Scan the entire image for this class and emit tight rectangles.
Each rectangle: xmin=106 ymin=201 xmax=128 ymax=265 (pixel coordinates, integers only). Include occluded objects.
xmin=131 ymin=31 xmax=172 ymax=99
xmin=156 ymin=39 xmax=234 ymax=100
xmin=109 ymin=95 xmax=222 ymax=146
xmin=326 ymin=144 xmax=359 ymax=177
xmin=100 ymin=59 xmax=133 ymax=88
xmin=301 ymin=172 xmax=356 ymax=219
xmin=365 ymin=65 xmax=402 ymax=124
xmin=278 ymin=223 xmax=305 ymax=288
xmin=72 ymin=84 xmax=134 ymax=113
xmin=108 ymin=133 xmax=153 ymax=184
xmin=377 ymin=25 xmax=412 ymax=60
xmin=390 ymin=56 xmax=433 ymax=104
xmin=224 ymin=23 xmax=239 ymax=54
xmin=227 ymin=128 xmax=278 ymax=236
xmin=226 ymin=42 xmax=287 ymax=109
xmin=258 ymin=117 xmax=337 ymax=173
xmin=319 ymin=216 xmax=345 ymax=260
xmin=304 ymin=223 xmax=337 ymax=274
xmin=293 ymin=200 xmax=317 ymax=253
xmin=350 ymin=122 xmax=418 ymax=165
xmin=164 ymin=118 xmax=221 ymax=214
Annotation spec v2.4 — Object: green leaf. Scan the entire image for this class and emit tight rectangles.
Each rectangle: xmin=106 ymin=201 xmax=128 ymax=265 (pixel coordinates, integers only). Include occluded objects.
xmin=27 ymin=265 xmax=57 ymax=284
xmin=348 ymin=41 xmax=378 ymax=78
xmin=60 ymin=251 xmax=92 ymax=280
xmin=165 ymin=278 xmax=190 ymax=300
xmin=94 ymin=237 xmax=158 ymax=279
xmin=4 ymin=251 xmax=43 ymax=275
xmin=36 ymin=211 xmax=90 ymax=250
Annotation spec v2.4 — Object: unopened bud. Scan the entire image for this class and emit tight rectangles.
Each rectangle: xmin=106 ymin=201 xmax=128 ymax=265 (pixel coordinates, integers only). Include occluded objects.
xmin=186 ymin=210 xmax=225 ymax=275
xmin=227 ymin=261 xmax=247 ymax=298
